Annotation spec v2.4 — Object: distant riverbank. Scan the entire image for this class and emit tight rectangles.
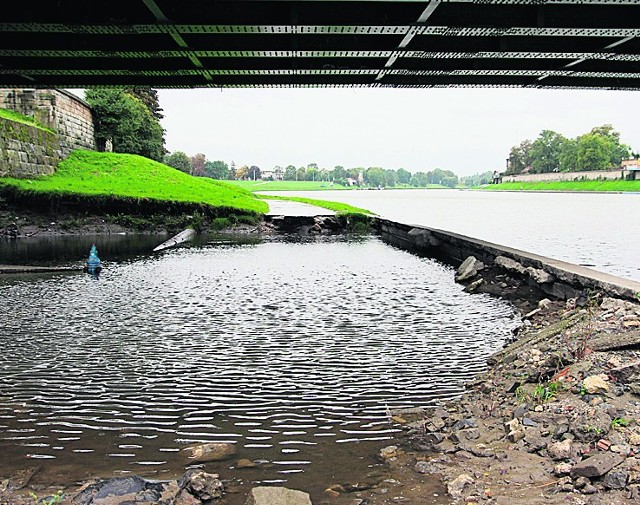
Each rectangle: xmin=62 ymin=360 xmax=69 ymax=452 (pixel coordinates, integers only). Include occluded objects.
xmin=484 ymin=179 xmax=640 ymax=193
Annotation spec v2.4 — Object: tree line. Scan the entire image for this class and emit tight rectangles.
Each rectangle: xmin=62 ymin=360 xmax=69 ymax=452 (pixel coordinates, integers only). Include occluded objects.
xmin=163 ymin=152 xmax=460 ymax=188
xmin=506 ymin=124 xmax=634 ymax=175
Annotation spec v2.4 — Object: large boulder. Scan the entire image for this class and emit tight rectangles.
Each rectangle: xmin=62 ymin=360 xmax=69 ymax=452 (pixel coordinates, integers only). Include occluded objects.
xmin=185 ymin=442 xmax=237 ymax=463
xmin=244 ymin=486 xmax=312 ymax=505
xmin=570 ymin=453 xmax=626 ymax=478
xmin=495 ymin=256 xmax=527 ymax=275
xmin=71 ymin=476 xmax=177 ymax=505
xmin=455 ymin=256 xmax=485 ymax=282
xmin=178 ymin=470 xmax=223 ymax=501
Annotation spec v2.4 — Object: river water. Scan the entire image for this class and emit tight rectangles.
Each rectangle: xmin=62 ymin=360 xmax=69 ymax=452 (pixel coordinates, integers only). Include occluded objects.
xmin=0 ymin=234 xmax=517 ymax=502
xmin=265 ymin=189 xmax=640 ymax=282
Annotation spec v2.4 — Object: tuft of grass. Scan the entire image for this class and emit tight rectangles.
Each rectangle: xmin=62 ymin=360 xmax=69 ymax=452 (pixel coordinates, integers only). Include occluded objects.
xmin=483 ymin=179 xmax=640 ymax=193
xmin=259 ymin=194 xmax=373 ymax=216
xmin=0 ymin=108 xmax=55 ymax=133
xmin=0 ymin=150 xmax=268 ymax=215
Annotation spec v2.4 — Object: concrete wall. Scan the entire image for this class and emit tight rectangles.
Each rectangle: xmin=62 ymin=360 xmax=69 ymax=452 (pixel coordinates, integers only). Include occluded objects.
xmin=0 ymin=117 xmax=61 ymax=178
xmin=0 ymin=89 xmax=95 ymax=156
xmin=375 ymin=218 xmax=640 ymax=303
xmin=503 ymin=170 xmax=625 ymax=183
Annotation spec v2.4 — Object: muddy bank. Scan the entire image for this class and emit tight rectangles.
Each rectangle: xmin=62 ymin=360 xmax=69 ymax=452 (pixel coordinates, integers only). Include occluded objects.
xmin=0 ymin=199 xmax=366 ymax=240
xmin=369 ymin=289 xmax=640 ymax=504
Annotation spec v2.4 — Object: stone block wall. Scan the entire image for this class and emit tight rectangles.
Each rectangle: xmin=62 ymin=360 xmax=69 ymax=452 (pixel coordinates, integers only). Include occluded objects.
xmin=0 ymin=117 xmax=61 ymax=178
xmin=0 ymin=89 xmax=95 ymax=156
xmin=503 ymin=169 xmax=624 ymax=183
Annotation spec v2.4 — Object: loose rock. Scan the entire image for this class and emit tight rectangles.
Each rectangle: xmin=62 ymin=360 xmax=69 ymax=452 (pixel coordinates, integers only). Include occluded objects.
xmin=244 ymin=486 xmax=312 ymax=505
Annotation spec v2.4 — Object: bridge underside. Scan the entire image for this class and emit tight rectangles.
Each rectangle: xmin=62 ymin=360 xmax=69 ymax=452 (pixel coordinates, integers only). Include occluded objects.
xmin=1 ymin=0 xmax=639 ymax=89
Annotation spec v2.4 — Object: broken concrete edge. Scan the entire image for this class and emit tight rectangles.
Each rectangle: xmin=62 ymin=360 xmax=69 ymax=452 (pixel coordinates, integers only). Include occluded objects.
xmin=375 ymin=218 xmax=640 ymax=303
xmin=153 ymin=227 xmax=197 ymax=252
xmin=0 ymin=265 xmax=83 ymax=274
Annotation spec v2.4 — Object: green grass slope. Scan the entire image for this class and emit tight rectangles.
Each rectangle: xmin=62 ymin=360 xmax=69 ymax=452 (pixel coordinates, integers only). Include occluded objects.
xmin=484 ymin=180 xmax=640 ymax=192
xmin=0 ymin=150 xmax=268 ymax=214
xmin=260 ymin=194 xmax=372 ymax=215
xmin=0 ymin=108 xmax=55 ymax=133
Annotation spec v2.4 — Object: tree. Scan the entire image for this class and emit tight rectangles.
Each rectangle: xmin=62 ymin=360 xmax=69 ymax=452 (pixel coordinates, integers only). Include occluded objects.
xmin=164 ymin=151 xmax=191 ymax=173
xmin=191 ymin=153 xmax=206 ymax=177
xmin=204 ymin=160 xmax=229 ymax=179
xmin=125 ymin=87 xmax=164 ymax=120
xmin=396 ymin=168 xmax=411 ymax=185
xmin=461 ymin=171 xmax=493 ymax=187
xmin=384 ymin=169 xmax=397 ymax=187
xmin=507 ymin=139 xmax=533 ymax=174
xmin=364 ymin=167 xmax=386 ymax=187
xmin=530 ymin=130 xmax=567 ymax=173
xmin=228 ymin=160 xmax=237 ymax=180
xmin=559 ymin=139 xmax=578 ymax=172
xmin=296 ymin=167 xmax=306 ymax=181
xmin=236 ymin=165 xmax=249 ymax=180
xmin=575 ymin=134 xmax=611 ymax=171
xmin=306 ymin=167 xmax=319 ymax=181
xmin=284 ymin=165 xmax=297 ymax=180
xmin=248 ymin=165 xmax=261 ymax=180
xmin=85 ymin=89 xmax=165 ymax=161
xmin=410 ymin=172 xmax=429 ymax=187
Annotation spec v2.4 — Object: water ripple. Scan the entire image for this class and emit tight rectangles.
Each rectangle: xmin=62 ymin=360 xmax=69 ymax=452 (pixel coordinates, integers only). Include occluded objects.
xmin=0 ymin=236 xmax=517 ymax=483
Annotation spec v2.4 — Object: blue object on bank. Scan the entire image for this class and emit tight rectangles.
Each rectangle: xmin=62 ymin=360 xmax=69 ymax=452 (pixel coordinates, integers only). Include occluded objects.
xmin=85 ymin=244 xmax=102 ymax=273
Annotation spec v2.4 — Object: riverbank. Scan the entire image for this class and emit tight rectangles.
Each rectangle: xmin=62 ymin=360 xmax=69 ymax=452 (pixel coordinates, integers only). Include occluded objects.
xmin=484 ymin=180 xmax=640 ymax=193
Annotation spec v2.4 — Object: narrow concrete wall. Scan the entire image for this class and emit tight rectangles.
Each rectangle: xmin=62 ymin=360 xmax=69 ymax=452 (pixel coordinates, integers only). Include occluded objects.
xmin=0 ymin=117 xmax=60 ymax=178
xmin=0 ymin=89 xmax=95 ymax=156
xmin=376 ymin=218 xmax=640 ymax=303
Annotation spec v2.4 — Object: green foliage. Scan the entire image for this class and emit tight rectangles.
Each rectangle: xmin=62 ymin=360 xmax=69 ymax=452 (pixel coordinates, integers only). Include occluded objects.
xmin=164 ymin=151 xmax=191 ymax=173
xmin=85 ymin=89 xmax=165 ymax=161
xmin=205 ymin=160 xmax=229 ymax=179
xmin=530 ymin=130 xmax=568 ymax=173
xmin=515 ymin=382 xmax=560 ymax=404
xmin=0 ymin=150 xmax=268 ymax=214
xmin=485 ymin=179 xmax=640 ymax=192
xmin=507 ymin=124 xmax=631 ymax=174
xmin=0 ymin=108 xmax=55 ymax=133
xmin=461 ymin=171 xmax=493 ymax=187
xmin=611 ymin=417 xmax=631 ymax=429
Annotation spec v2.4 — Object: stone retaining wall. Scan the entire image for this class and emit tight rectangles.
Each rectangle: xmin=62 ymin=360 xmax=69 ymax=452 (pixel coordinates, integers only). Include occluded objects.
xmin=503 ymin=169 xmax=625 ymax=183
xmin=0 ymin=117 xmax=60 ymax=178
xmin=0 ymin=89 xmax=95 ymax=156
xmin=375 ymin=218 xmax=640 ymax=302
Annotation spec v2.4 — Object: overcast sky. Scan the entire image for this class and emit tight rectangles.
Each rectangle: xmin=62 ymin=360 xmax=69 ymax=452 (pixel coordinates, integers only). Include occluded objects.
xmin=157 ymin=87 xmax=639 ymax=177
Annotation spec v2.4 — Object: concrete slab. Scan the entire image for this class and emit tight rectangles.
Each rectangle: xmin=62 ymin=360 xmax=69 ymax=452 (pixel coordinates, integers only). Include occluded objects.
xmin=265 ymin=199 xmax=334 ymax=217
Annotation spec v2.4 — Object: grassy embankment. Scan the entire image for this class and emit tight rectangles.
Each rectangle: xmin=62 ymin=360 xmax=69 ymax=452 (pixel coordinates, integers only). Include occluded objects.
xmin=259 ymin=194 xmax=374 ymax=232
xmin=0 ymin=108 xmax=55 ymax=133
xmin=0 ymin=150 xmax=268 ymax=231
xmin=484 ymin=180 xmax=640 ymax=192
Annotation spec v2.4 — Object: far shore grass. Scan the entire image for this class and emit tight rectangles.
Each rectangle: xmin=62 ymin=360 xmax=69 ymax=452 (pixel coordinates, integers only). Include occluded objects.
xmin=0 ymin=150 xmax=268 ymax=215
xmin=259 ymin=194 xmax=373 ymax=216
xmin=483 ymin=179 xmax=640 ymax=192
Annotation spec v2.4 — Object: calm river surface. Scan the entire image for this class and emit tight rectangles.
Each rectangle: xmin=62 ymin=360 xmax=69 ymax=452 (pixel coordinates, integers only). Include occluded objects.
xmin=0 ymin=235 xmax=517 ymax=501
xmin=266 ymin=189 xmax=640 ymax=282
